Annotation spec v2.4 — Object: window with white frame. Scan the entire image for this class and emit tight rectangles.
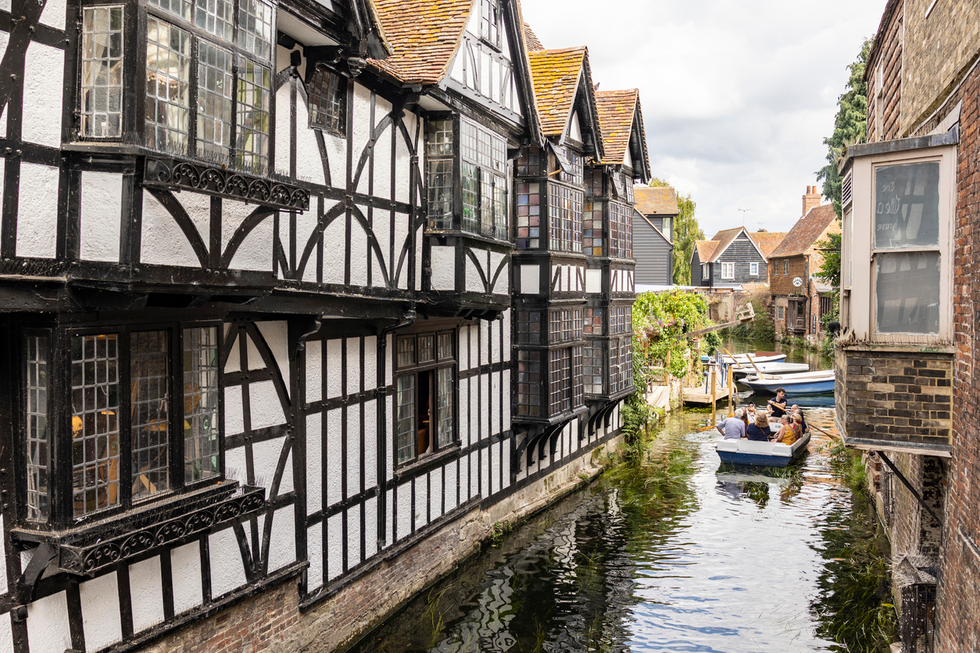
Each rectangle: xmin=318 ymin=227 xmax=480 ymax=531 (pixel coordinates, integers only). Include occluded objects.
xmin=783 ymin=260 xmax=789 ymax=276
xmin=776 ymin=306 xmax=785 ymax=320
xmin=702 ymin=263 xmax=709 ymax=279
xmin=394 ymin=332 xmax=456 ymax=464
xmin=80 ymin=0 xmax=274 ymax=174
xmin=749 ymin=262 xmax=759 ymax=276
xmin=721 ymin=262 xmax=734 ymax=279
xmin=479 ymin=0 xmax=501 ymax=47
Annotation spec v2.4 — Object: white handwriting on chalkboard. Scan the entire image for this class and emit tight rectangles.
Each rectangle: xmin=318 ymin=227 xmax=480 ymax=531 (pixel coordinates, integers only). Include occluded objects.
xmin=876 ymin=194 xmax=902 ymax=215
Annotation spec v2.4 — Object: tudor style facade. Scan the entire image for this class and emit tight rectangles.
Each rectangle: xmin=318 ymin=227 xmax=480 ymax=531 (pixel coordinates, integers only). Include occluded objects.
xmin=0 ymin=0 xmax=648 ymax=651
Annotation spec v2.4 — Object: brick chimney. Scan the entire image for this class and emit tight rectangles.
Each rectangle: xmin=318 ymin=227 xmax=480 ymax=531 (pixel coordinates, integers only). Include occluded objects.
xmin=802 ymin=185 xmax=821 ymax=217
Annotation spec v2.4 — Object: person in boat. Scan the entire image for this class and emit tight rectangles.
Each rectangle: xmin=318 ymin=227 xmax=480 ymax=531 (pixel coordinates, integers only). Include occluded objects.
xmin=791 ymin=405 xmax=808 ymax=434
xmin=745 ymin=413 xmax=771 ymax=442
xmin=771 ymin=415 xmax=796 ymax=445
xmin=716 ymin=408 xmax=746 ymax=440
xmin=791 ymin=414 xmax=805 ymax=440
xmin=745 ymin=403 xmax=757 ymax=421
xmin=767 ymin=388 xmax=788 ymax=418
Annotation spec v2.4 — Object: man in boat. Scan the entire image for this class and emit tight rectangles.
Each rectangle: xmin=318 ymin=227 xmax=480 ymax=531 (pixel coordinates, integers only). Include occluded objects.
xmin=767 ymin=388 xmax=788 ymax=418
xmin=716 ymin=408 xmax=747 ymax=440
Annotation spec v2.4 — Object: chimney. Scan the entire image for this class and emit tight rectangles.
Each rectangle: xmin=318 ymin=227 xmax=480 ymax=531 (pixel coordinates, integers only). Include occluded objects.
xmin=803 ymin=185 xmax=821 ymax=217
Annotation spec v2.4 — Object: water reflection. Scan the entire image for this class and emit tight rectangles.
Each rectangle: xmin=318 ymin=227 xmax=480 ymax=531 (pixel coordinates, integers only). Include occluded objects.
xmin=344 ymin=407 xmax=893 ymax=653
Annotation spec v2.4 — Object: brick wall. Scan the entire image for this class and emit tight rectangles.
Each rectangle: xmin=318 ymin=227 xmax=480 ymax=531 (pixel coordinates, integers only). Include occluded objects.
xmin=936 ymin=63 xmax=980 ymax=653
xmin=867 ymin=1 xmax=904 ymax=142
xmin=836 ymin=349 xmax=952 ymax=449
xmin=902 ymin=0 xmax=980 ymax=135
xmin=768 ymin=256 xmax=807 ymax=296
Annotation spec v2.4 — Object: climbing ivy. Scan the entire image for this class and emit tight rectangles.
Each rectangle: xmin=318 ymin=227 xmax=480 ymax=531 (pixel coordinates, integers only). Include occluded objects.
xmin=633 ymin=290 xmax=711 ymax=380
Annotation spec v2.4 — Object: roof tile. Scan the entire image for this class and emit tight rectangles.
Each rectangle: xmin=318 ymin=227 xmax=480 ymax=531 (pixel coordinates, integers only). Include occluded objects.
xmin=523 ymin=22 xmax=544 ymax=52
xmin=695 ymin=240 xmax=719 ymax=262
xmin=633 ymin=186 xmax=678 ymax=215
xmin=769 ymin=204 xmax=840 ymax=258
xmin=595 ymin=89 xmax=638 ymax=166
xmin=748 ymin=231 xmax=788 ymax=258
xmin=528 ymin=47 xmax=588 ymax=137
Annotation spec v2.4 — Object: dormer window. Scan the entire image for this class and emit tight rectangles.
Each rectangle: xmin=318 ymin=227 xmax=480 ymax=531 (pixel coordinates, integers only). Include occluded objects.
xmin=479 ymin=0 xmax=501 ymax=48
xmin=78 ymin=0 xmax=275 ymax=174
xmin=309 ymin=66 xmax=346 ymax=135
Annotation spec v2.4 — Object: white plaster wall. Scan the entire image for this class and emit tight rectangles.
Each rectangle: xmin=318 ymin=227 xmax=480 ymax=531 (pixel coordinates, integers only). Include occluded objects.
xmin=501 ymin=310 xmax=511 ymax=356
xmin=0 ymin=612 xmax=11 ymax=653
xmin=170 ymin=542 xmax=202 ymax=614
xmin=224 ymin=445 xmax=246 ymax=486
xmin=326 ymin=339 xmax=342 ymax=397
xmin=261 ymin=507 xmax=295 ymax=572
xmin=501 ymin=436 xmax=511 ymax=489
xmin=345 ymin=337 xmax=361 ymax=393
xmin=490 ymin=321 xmax=500 ymax=364
xmin=224 ymin=385 xmax=244 ymax=437
xmin=481 ymin=444 xmax=490 ymax=494
xmin=385 ymin=488 xmax=394 ymax=548
xmin=465 ymin=255 xmax=482 ymax=292
xmin=385 ymin=394 xmax=393 ymax=480
xmin=351 ymin=84 xmax=373 ymax=195
xmin=459 ymin=455 xmax=469 ymax=504
xmin=415 ymin=224 xmax=423 ymax=292
xmin=363 ymin=336 xmax=377 ymax=390
xmin=247 ymin=328 xmax=270 ymax=367
xmin=224 ymin=198 xmax=272 ymax=272
xmin=364 ymin=399 xmax=377 ymax=489
xmin=140 ymin=192 xmax=202 ymax=267
xmin=80 ymin=172 xmax=122 ymax=262
xmin=274 ymin=85 xmax=291 ymax=177
xmin=568 ymin=111 xmax=582 ymax=142
xmin=224 ymin=334 xmax=241 ymax=373
xmin=520 ymin=264 xmax=539 ymax=294
xmin=491 ymin=441 xmax=500 ymax=494
xmin=429 ymin=467 xmax=443 ymax=520
xmin=489 ymin=252 xmax=506 ymax=293
xmin=394 ymin=111 xmax=416 ymax=204
xmin=458 ymin=325 xmax=470 ymax=371
xmin=480 ymin=320 xmax=489 ymax=365
xmin=458 ymin=380 xmax=469 ymax=448
xmin=296 ymin=101 xmax=326 ymax=186
xmin=249 ymin=379 xmax=286 ymax=429
xmin=350 ymin=215 xmax=368 ymax=286
xmin=39 ymin=0 xmax=66 ymax=29
xmin=322 ymin=131 xmax=346 ymax=189
xmin=251 ymin=436 xmax=289 ymax=493
xmin=327 ymin=513 xmax=343 ymax=580
xmin=26 ymin=590 xmax=71 ymax=653
xmin=470 ymin=452 xmax=479 ymax=498
xmin=396 ymin=481 xmax=411 ymax=539
xmin=129 ymin=556 xmax=165 ymax=633
xmin=307 ymin=524 xmax=323 ymax=588
xmin=346 ymin=505 xmax=361 ymax=567
xmin=492 ymin=371 xmax=501 ymax=435
xmin=430 ymin=246 xmax=455 ymax=291
xmin=371 ymin=207 xmax=390 ymax=286
xmin=394 ymin=212 xmax=409 ymax=290
xmin=445 ymin=462 xmax=458 ymax=512
xmin=209 ymin=528 xmax=247 ymax=597
xmin=80 ymin=571 xmax=122 ymax=651
xmin=373 ymin=120 xmax=391 ymax=201
xmin=256 ymin=321 xmax=289 ymax=390
xmin=306 ymin=340 xmax=322 ymax=404
xmin=16 ymin=163 xmax=59 ymax=258
xmin=468 ymin=377 xmax=478 ymax=442
xmin=306 ymin=413 xmax=322 ymax=514
xmin=414 ymin=474 xmax=427 ymax=531
xmin=322 ymin=212 xmax=345 ymax=284
xmin=22 ymin=42 xmax=63 ymax=148
xmin=364 ymin=496 xmax=378 ymax=558
xmin=501 ymin=370 xmax=511 ymax=430
xmin=346 ymin=405 xmax=360 ymax=498
xmin=326 ymin=408 xmax=342 ymax=506
xmin=586 ymin=268 xmax=602 ymax=293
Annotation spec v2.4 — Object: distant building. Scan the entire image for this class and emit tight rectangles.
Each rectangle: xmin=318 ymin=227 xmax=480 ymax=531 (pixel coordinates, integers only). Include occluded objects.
xmin=768 ymin=186 xmax=840 ymax=341
xmin=632 ymin=187 xmax=677 ymax=286
xmin=690 ymin=227 xmax=774 ymax=288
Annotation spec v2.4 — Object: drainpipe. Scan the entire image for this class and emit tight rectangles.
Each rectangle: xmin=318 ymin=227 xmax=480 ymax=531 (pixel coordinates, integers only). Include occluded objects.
xmin=376 ymin=307 xmax=416 ymax=550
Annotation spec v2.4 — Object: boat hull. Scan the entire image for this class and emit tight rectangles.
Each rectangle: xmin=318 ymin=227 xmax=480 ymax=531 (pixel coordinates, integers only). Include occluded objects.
xmin=716 ymin=432 xmax=811 ymax=467
xmin=700 ymin=352 xmax=787 ymax=365
xmin=740 ymin=371 xmax=835 ymax=395
xmin=732 ymin=362 xmax=809 ymax=378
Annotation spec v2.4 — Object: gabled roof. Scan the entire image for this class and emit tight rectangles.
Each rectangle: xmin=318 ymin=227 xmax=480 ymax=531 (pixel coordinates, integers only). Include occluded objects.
xmin=748 ymin=231 xmax=788 ymax=258
xmin=368 ymin=0 xmax=472 ymax=85
xmin=705 ymin=227 xmax=767 ymax=262
xmin=769 ymin=204 xmax=839 ymax=258
xmin=595 ymin=89 xmax=651 ymax=178
xmin=527 ymin=47 xmax=604 ymax=158
xmin=633 ymin=187 xmax=678 ymax=216
xmin=634 ymin=209 xmax=672 ymax=246
xmin=693 ymin=240 xmax=719 ymax=264
xmin=523 ymin=22 xmax=545 ymax=52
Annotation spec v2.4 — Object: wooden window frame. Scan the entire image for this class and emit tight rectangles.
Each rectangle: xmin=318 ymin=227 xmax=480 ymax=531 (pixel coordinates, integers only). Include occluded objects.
xmin=393 ymin=331 xmax=457 ymax=466
xmin=721 ymin=261 xmax=734 ymax=280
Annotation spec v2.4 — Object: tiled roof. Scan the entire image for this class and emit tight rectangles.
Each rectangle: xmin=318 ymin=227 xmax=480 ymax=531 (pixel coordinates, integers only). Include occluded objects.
xmin=524 ymin=22 xmax=544 ymax=52
xmin=528 ymin=47 xmax=589 ymax=137
xmin=748 ymin=231 xmax=787 ymax=258
xmin=633 ymin=186 xmax=678 ymax=215
xmin=694 ymin=240 xmax=719 ymax=263
xmin=595 ymin=89 xmax=638 ymax=166
xmin=769 ymin=204 xmax=840 ymax=258
xmin=368 ymin=0 xmax=473 ymax=85
xmin=706 ymin=228 xmax=746 ymax=262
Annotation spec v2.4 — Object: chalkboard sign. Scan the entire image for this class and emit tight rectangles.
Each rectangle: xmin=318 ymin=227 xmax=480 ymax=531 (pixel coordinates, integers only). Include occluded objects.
xmin=873 ymin=162 xmax=940 ymax=249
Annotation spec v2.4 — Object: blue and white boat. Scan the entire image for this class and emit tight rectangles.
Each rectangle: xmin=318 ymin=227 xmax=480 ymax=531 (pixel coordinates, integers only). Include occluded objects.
xmin=716 ymin=431 xmax=811 ymax=467
xmin=732 ymin=362 xmax=809 ymax=378
xmin=739 ymin=370 xmax=835 ymax=395
xmin=700 ymin=351 xmax=787 ymax=365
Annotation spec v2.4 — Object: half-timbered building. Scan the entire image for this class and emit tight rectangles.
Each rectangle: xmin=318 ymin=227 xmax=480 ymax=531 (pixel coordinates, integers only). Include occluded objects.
xmin=0 ymin=0 xmax=649 ymax=650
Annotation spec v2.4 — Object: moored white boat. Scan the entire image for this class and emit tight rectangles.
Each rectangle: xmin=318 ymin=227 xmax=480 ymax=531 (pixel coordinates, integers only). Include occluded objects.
xmin=740 ymin=370 xmax=835 ymax=395
xmin=732 ymin=362 xmax=810 ymax=378
xmin=700 ymin=352 xmax=787 ymax=365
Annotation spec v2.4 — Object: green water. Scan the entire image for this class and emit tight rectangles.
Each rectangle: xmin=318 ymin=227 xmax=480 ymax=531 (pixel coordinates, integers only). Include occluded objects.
xmin=345 ymin=405 xmax=896 ymax=653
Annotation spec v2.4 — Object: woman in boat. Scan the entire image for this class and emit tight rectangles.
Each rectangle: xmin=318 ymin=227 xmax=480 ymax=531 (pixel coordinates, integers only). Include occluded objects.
xmin=791 ymin=405 xmax=808 ymax=434
xmin=771 ymin=415 xmax=796 ymax=445
xmin=745 ymin=413 xmax=771 ymax=442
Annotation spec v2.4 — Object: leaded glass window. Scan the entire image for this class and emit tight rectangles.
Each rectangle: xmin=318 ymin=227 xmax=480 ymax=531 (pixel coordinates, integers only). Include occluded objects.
xmin=197 ymin=42 xmax=234 ymax=162
xmin=131 ymin=331 xmax=170 ymax=501
xmin=548 ymin=182 xmax=583 ymax=253
xmin=81 ymin=6 xmax=125 ymax=138
xmin=394 ymin=330 xmax=457 ymax=464
xmin=184 ymin=327 xmax=219 ymax=483
xmin=309 ymin=67 xmax=346 ymax=135
xmin=25 ymin=336 xmax=49 ymax=521
xmin=236 ymin=59 xmax=271 ymax=173
xmin=146 ymin=18 xmax=191 ymax=155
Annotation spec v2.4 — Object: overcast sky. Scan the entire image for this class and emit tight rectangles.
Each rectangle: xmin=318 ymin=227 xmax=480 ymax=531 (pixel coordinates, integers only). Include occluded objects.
xmin=520 ymin=0 xmax=885 ymax=238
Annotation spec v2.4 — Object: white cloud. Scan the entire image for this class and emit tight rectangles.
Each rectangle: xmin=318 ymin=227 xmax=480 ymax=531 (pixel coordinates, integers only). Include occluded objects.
xmin=520 ymin=0 xmax=883 ymax=237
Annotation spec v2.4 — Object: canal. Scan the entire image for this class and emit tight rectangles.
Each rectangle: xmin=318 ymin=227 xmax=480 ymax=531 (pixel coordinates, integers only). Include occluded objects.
xmin=346 ymin=347 xmax=895 ymax=653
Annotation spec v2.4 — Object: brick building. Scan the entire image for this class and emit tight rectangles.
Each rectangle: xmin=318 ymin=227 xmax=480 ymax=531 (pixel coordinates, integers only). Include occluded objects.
xmin=768 ymin=188 xmax=839 ymax=342
xmin=836 ymin=1 xmax=980 ymax=651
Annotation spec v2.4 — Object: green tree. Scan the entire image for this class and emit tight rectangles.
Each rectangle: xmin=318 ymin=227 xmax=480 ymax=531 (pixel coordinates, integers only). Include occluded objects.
xmin=649 ymin=178 xmax=703 ymax=285
xmin=815 ymin=231 xmax=842 ymax=330
xmin=817 ymin=39 xmax=870 ymax=218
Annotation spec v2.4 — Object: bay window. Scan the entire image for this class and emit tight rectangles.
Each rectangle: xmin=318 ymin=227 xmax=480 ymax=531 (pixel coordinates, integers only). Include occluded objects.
xmin=79 ymin=0 xmax=274 ymax=174
xmin=394 ymin=332 xmax=456 ymax=465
